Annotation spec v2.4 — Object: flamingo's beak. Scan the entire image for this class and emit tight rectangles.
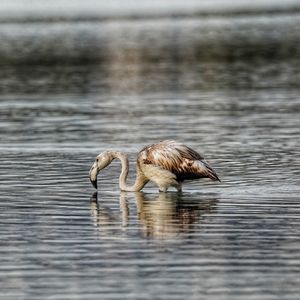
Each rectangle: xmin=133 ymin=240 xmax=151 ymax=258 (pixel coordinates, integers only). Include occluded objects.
xmin=89 ymin=161 xmax=99 ymax=189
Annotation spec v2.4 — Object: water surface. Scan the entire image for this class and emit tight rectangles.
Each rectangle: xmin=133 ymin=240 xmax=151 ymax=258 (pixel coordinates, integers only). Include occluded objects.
xmin=0 ymin=9 xmax=300 ymax=300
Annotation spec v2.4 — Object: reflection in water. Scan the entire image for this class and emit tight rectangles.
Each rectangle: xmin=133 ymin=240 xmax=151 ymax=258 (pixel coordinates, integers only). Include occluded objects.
xmin=134 ymin=192 xmax=218 ymax=239
xmin=90 ymin=192 xmax=122 ymax=235
xmin=91 ymin=192 xmax=218 ymax=239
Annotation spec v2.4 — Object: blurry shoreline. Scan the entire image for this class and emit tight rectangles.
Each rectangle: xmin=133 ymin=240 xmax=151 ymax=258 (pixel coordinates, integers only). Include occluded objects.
xmin=1 ymin=9 xmax=300 ymax=24
xmin=1 ymin=0 xmax=300 ymax=23
xmin=1 ymin=1 xmax=300 ymax=66
xmin=0 ymin=14 xmax=300 ymax=65
xmin=0 ymin=1 xmax=299 ymax=92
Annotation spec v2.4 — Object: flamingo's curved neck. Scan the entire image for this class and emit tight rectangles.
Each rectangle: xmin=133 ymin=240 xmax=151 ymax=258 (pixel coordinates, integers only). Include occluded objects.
xmin=112 ymin=151 xmax=148 ymax=192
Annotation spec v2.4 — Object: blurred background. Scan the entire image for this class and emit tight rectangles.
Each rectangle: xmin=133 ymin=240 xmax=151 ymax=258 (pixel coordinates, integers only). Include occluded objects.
xmin=0 ymin=0 xmax=300 ymax=151
xmin=0 ymin=1 xmax=300 ymax=299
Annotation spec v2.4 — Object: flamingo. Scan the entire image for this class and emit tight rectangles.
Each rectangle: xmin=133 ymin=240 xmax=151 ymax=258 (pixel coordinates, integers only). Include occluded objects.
xmin=89 ymin=140 xmax=220 ymax=192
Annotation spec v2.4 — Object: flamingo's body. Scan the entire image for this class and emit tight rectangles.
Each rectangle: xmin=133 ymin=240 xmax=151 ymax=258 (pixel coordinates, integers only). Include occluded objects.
xmin=89 ymin=140 xmax=220 ymax=192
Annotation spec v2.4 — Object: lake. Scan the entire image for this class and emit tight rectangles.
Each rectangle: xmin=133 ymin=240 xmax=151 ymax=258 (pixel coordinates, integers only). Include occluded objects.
xmin=0 ymin=6 xmax=300 ymax=300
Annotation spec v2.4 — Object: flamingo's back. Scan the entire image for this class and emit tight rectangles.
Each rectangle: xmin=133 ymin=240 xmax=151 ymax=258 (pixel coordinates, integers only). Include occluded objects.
xmin=137 ymin=140 xmax=220 ymax=182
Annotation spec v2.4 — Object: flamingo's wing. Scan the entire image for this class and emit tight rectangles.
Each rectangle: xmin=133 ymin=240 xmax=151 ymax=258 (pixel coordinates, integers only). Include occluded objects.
xmin=138 ymin=140 xmax=220 ymax=182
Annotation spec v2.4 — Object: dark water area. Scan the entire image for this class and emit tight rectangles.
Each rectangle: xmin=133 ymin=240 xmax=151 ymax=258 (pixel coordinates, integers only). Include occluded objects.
xmin=0 ymin=8 xmax=300 ymax=300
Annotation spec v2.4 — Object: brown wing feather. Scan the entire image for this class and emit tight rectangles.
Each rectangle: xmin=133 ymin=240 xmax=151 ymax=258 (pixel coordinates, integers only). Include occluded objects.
xmin=138 ymin=140 xmax=220 ymax=182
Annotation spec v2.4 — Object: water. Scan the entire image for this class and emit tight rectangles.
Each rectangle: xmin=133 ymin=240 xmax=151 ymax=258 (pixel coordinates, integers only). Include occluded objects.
xmin=1 ymin=7 xmax=300 ymax=300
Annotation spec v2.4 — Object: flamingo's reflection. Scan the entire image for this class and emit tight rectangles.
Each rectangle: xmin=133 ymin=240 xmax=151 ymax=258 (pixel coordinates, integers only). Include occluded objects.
xmin=90 ymin=192 xmax=218 ymax=239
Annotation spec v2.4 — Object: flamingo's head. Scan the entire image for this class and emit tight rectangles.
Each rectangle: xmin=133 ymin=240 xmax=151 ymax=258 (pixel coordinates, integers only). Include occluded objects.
xmin=89 ymin=151 xmax=114 ymax=189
